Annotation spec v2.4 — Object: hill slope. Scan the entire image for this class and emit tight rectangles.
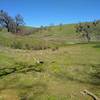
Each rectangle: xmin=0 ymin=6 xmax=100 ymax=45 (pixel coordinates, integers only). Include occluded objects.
xmin=0 ymin=24 xmax=79 ymax=50
xmin=0 ymin=22 xmax=100 ymax=50
xmin=0 ymin=23 xmax=100 ymax=100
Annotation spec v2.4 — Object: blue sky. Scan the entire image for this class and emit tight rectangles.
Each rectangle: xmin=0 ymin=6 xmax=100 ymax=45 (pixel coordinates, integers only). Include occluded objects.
xmin=0 ymin=0 xmax=100 ymax=27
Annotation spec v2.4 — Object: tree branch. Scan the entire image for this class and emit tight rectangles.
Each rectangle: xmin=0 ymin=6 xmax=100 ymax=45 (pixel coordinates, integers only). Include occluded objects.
xmin=81 ymin=89 xmax=100 ymax=100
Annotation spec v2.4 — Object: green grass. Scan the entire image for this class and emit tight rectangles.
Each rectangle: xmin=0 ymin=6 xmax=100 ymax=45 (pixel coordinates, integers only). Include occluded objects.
xmin=0 ymin=23 xmax=100 ymax=50
xmin=0 ymin=43 xmax=100 ymax=100
xmin=0 ymin=24 xmax=86 ymax=50
xmin=0 ymin=23 xmax=100 ymax=99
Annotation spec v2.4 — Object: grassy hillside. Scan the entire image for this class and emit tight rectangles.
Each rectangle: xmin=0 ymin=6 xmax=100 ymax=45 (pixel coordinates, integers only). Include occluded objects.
xmin=0 ymin=24 xmax=83 ymax=50
xmin=0 ymin=23 xmax=100 ymax=100
xmin=0 ymin=23 xmax=100 ymax=50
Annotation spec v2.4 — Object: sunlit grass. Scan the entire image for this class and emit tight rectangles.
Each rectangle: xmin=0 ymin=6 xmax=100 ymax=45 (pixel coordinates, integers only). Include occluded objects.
xmin=0 ymin=43 xmax=99 ymax=99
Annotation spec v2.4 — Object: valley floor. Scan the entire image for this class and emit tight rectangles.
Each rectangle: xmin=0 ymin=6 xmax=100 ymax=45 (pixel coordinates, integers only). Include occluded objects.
xmin=0 ymin=42 xmax=100 ymax=100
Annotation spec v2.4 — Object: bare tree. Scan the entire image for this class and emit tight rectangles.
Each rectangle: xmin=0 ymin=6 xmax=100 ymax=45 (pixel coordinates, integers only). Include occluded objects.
xmin=59 ymin=23 xmax=63 ymax=30
xmin=0 ymin=10 xmax=15 ymax=32
xmin=75 ymin=23 xmax=91 ymax=42
xmin=93 ymin=20 xmax=100 ymax=26
xmin=0 ymin=10 xmax=25 ymax=33
xmin=15 ymin=14 xmax=25 ymax=32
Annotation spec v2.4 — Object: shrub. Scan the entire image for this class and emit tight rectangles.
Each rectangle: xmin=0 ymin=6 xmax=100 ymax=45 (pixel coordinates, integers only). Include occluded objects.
xmin=24 ymin=43 xmax=31 ymax=50
xmin=0 ymin=27 xmax=2 ymax=31
xmin=11 ymin=41 xmax=23 ymax=49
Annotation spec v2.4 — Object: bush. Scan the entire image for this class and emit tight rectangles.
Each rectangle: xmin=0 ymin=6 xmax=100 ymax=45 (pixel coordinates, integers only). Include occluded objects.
xmin=24 ymin=43 xmax=31 ymax=50
xmin=32 ymin=44 xmax=49 ymax=50
xmin=11 ymin=41 xmax=23 ymax=49
xmin=0 ymin=27 xmax=2 ymax=31
xmin=11 ymin=41 xmax=50 ymax=50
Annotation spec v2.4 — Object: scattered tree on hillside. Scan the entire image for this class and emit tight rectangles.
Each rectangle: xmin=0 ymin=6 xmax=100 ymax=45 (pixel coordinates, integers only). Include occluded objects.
xmin=15 ymin=14 xmax=25 ymax=32
xmin=92 ymin=20 xmax=100 ymax=26
xmin=0 ymin=10 xmax=16 ymax=32
xmin=0 ymin=10 xmax=25 ymax=33
xmin=40 ymin=25 xmax=44 ymax=30
xmin=75 ymin=23 xmax=91 ymax=42
xmin=59 ymin=23 xmax=63 ymax=30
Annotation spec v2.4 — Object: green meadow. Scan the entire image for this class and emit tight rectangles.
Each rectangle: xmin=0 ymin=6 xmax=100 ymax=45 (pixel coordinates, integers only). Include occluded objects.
xmin=0 ymin=24 xmax=100 ymax=100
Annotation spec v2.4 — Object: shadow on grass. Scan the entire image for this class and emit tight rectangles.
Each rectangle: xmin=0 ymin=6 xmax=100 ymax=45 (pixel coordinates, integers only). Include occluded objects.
xmin=65 ymin=41 xmax=100 ymax=47
xmin=90 ymin=64 xmax=100 ymax=85
xmin=93 ymin=45 xmax=100 ymax=48
xmin=19 ymin=82 xmax=47 ymax=100
xmin=52 ymin=63 xmax=100 ymax=85
xmin=0 ymin=62 xmax=44 ymax=78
